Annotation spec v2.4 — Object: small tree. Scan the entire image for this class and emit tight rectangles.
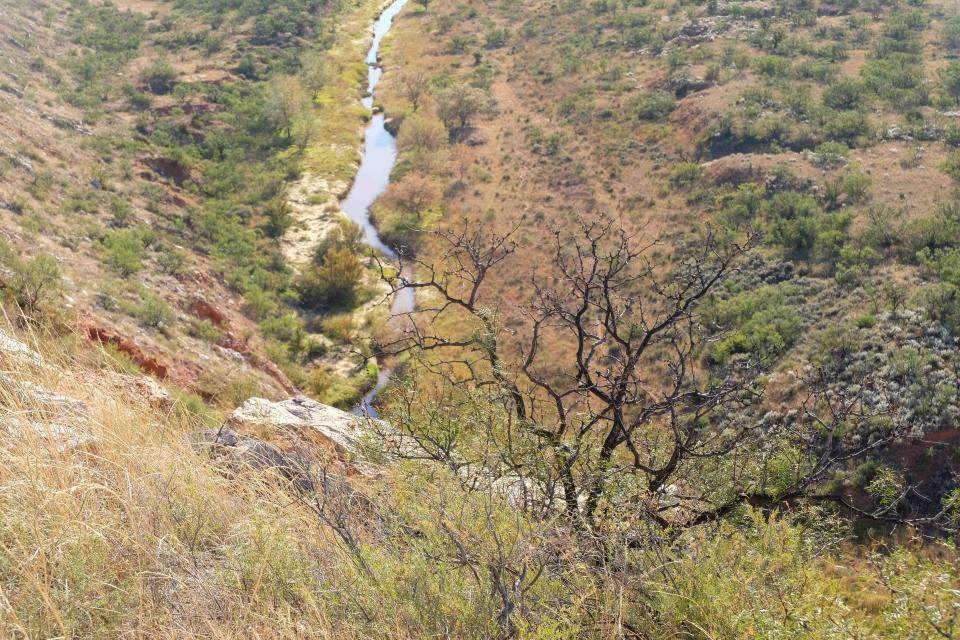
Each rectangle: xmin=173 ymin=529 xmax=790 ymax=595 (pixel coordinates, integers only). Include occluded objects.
xmin=101 ymin=230 xmax=147 ymax=276
xmin=397 ymin=114 xmax=448 ymax=154
xmin=374 ymin=216 xmax=956 ymax=535
xmin=435 ymin=86 xmax=491 ymax=139
xmin=299 ymin=52 xmax=328 ymax=100
xmin=292 ymin=110 xmax=314 ymax=153
xmin=823 ymin=78 xmax=864 ymax=110
xmin=941 ymin=61 xmax=960 ymax=105
xmin=313 ymin=218 xmax=364 ymax=265
xmin=262 ymin=197 xmax=294 ymax=239
xmin=0 ymin=248 xmax=60 ymax=318
xmin=944 ymin=16 xmax=960 ymax=53
xmin=385 ymin=174 xmax=439 ymax=218
xmin=265 ymin=75 xmax=308 ymax=139
xmin=401 ymin=70 xmax=432 ymax=111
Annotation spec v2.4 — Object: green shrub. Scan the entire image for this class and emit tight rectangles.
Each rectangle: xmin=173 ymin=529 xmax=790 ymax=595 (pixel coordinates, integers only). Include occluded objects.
xmin=0 ymin=244 xmax=61 ymax=317
xmin=313 ymin=218 xmax=364 ymax=265
xmin=940 ymin=62 xmax=960 ymax=105
xmin=138 ymin=294 xmax=175 ymax=331
xmin=810 ymin=141 xmax=849 ymax=169
xmin=704 ymin=284 xmax=803 ymax=364
xmin=915 ymin=282 xmax=960 ymax=333
xmin=835 ymin=243 xmax=881 ymax=285
xmin=484 ymin=28 xmax=509 ymax=48
xmin=297 ymin=248 xmax=364 ymax=310
xmin=188 ymin=318 xmax=222 ymax=342
xmin=860 ymin=56 xmax=928 ymax=109
xmin=943 ymin=151 xmax=960 ymax=184
xmin=140 ymin=59 xmax=178 ymax=95
xmin=752 ymin=55 xmax=791 ymax=78
xmin=764 ymin=191 xmax=836 ymax=257
xmin=809 ymin=323 xmax=861 ymax=375
xmin=243 ymin=285 xmax=279 ymax=321
xmin=261 ymin=198 xmax=294 ymax=239
xmin=794 ymin=60 xmax=837 ymax=83
xmin=633 ymin=92 xmax=677 ymax=120
xmin=818 ymin=109 xmax=872 ymax=145
xmin=866 ymin=466 xmax=904 ymax=508
xmin=101 ymin=229 xmax=148 ymax=276
xmin=109 ymin=197 xmax=133 ymax=226
xmin=823 ymin=78 xmax=865 ymax=110
xmin=918 ymin=246 xmax=960 ymax=286
xmin=944 ymin=16 xmax=960 ymax=52
xmin=668 ymin=161 xmax=703 ymax=189
xmin=262 ymin=314 xmax=304 ymax=347
xmin=907 ymin=218 xmax=957 ymax=253
xmin=157 ymin=246 xmax=188 ymax=276
xmin=855 ymin=313 xmax=877 ymax=328
xmin=321 ymin=313 xmax=354 ymax=342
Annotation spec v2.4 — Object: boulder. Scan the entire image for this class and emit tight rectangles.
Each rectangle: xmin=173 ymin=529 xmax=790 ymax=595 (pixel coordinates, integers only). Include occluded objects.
xmin=103 ymin=372 xmax=174 ymax=411
xmin=187 ymin=296 xmax=228 ymax=327
xmin=227 ymin=396 xmax=373 ymax=458
xmin=191 ymin=427 xmax=315 ymax=491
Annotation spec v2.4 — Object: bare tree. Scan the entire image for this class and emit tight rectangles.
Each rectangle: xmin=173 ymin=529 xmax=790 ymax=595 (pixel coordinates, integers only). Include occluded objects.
xmin=374 ymin=217 xmax=754 ymax=521
xmin=400 ymin=70 xmax=432 ymax=111
xmin=373 ymin=215 xmax=960 ymax=537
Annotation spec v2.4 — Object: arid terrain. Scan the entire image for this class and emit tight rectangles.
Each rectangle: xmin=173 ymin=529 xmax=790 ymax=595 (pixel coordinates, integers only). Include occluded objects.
xmin=1 ymin=0 xmax=959 ymax=636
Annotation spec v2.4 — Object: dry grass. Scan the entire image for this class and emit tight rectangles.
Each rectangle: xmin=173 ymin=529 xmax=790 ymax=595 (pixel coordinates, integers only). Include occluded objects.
xmin=0 ymin=327 xmax=357 ymax=638
xmin=0 ymin=323 xmax=958 ymax=639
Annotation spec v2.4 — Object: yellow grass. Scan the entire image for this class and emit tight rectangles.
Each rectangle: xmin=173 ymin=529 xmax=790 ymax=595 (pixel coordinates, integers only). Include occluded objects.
xmin=0 ymin=327 xmax=357 ymax=638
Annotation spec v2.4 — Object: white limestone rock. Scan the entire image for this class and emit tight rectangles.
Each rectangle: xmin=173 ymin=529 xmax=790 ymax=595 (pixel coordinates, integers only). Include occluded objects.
xmin=227 ymin=396 xmax=376 ymax=457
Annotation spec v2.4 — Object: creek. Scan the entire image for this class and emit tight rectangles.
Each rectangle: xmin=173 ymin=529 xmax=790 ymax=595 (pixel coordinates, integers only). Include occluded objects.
xmin=342 ymin=0 xmax=413 ymax=417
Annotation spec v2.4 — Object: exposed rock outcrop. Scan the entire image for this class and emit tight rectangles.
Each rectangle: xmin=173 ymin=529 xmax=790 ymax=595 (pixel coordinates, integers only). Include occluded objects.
xmin=214 ymin=333 xmax=299 ymax=396
xmin=0 ymin=330 xmax=94 ymax=451
xmin=187 ymin=296 xmax=228 ymax=327
xmin=227 ymin=396 xmax=373 ymax=459
xmin=0 ymin=330 xmax=45 ymax=368
xmin=191 ymin=397 xmax=385 ymax=506
xmin=86 ymin=325 xmax=170 ymax=379
xmin=100 ymin=372 xmax=174 ymax=411
xmin=191 ymin=427 xmax=316 ymax=491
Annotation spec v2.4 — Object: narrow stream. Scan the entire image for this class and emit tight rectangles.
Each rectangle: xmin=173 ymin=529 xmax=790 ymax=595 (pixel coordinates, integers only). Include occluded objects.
xmin=343 ymin=0 xmax=413 ymax=417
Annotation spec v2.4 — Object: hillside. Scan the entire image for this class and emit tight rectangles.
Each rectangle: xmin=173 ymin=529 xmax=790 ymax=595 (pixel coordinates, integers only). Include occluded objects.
xmin=0 ymin=0 xmax=395 ymax=410
xmin=2 ymin=0 xmax=960 ymax=637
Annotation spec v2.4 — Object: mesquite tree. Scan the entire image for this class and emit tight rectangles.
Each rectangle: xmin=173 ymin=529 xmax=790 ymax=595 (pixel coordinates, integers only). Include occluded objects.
xmin=373 ymin=215 xmax=959 ymax=536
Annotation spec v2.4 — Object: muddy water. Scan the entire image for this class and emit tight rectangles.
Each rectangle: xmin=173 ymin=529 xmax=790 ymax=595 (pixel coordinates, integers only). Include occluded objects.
xmin=344 ymin=0 xmax=413 ymax=417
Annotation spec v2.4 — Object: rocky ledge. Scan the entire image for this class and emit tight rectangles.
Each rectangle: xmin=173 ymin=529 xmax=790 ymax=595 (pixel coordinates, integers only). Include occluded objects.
xmin=192 ymin=396 xmax=384 ymax=490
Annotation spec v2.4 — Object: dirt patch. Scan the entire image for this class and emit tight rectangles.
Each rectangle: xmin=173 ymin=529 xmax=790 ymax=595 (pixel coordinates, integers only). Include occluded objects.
xmin=187 ymin=297 xmax=229 ymax=327
xmin=283 ymin=173 xmax=348 ymax=265
xmin=111 ymin=0 xmax=172 ymax=15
